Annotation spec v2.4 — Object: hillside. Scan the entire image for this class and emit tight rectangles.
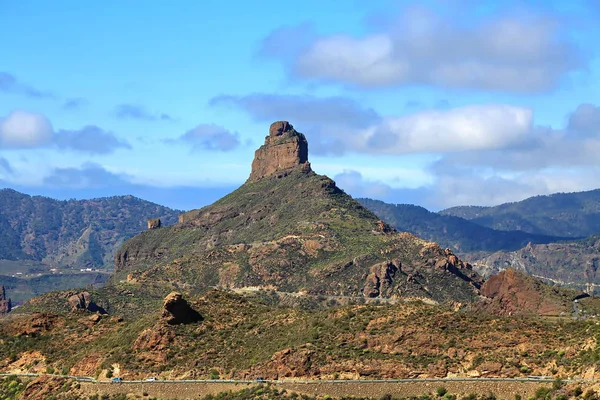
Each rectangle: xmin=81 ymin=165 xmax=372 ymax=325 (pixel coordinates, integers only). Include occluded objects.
xmin=0 ymin=121 xmax=596 ymax=390
xmin=1 ymin=282 xmax=599 ymax=382
xmin=440 ymin=189 xmax=600 ymax=237
xmin=358 ymin=199 xmax=566 ymax=253
xmin=115 ymin=122 xmax=482 ymax=304
xmin=0 ymin=189 xmax=180 ymax=269
xmin=470 ymin=235 xmax=600 ymax=294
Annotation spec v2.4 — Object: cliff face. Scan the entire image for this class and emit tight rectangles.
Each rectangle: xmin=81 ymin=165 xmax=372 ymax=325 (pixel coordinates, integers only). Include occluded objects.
xmin=0 ymin=286 xmax=11 ymax=315
xmin=114 ymin=121 xmax=483 ymax=304
xmin=248 ymin=121 xmax=311 ymax=182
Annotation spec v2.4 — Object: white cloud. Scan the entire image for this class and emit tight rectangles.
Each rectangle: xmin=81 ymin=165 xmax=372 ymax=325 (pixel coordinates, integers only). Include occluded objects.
xmin=363 ymin=105 xmax=533 ymax=154
xmin=0 ymin=110 xmax=130 ymax=154
xmin=0 ymin=110 xmax=53 ymax=148
xmin=265 ymin=6 xmax=583 ymax=92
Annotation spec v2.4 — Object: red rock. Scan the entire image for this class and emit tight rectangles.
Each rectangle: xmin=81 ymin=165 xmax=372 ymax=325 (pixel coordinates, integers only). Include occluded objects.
xmin=248 ymin=121 xmax=311 ymax=182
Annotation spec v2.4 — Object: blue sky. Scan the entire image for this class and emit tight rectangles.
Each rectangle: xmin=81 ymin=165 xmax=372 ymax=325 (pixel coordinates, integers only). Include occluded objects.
xmin=1 ymin=0 xmax=600 ymax=211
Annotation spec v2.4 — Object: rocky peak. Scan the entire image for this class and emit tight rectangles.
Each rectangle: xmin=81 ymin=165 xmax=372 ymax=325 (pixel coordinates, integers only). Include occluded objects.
xmin=0 ymin=285 xmax=11 ymax=315
xmin=248 ymin=121 xmax=311 ymax=182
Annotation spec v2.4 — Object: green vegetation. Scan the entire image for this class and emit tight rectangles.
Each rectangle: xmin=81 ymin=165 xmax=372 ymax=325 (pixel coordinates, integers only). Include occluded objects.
xmin=0 ymin=188 xmax=180 ymax=268
xmin=358 ymin=199 xmax=567 ymax=253
xmin=0 ymin=376 xmax=26 ymax=400
xmin=5 ymin=285 xmax=600 ymax=381
xmin=440 ymin=188 xmax=600 ymax=238
xmin=114 ymin=170 xmax=481 ymax=304
xmin=199 ymin=386 xmax=503 ymax=400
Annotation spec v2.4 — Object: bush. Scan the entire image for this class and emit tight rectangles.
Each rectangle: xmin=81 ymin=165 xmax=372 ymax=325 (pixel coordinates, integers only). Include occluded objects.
xmin=437 ymin=387 xmax=448 ymax=397
xmin=552 ymin=378 xmax=565 ymax=390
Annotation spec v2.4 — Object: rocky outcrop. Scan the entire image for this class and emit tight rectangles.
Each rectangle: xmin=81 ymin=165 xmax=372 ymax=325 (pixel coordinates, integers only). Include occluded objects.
xmin=65 ymin=291 xmax=106 ymax=314
xmin=364 ymin=260 xmax=400 ymax=297
xmin=20 ymin=375 xmax=76 ymax=400
xmin=147 ymin=218 xmax=161 ymax=229
xmin=7 ymin=313 xmax=63 ymax=337
xmin=248 ymin=121 xmax=311 ymax=182
xmin=162 ymin=292 xmax=202 ymax=325
xmin=133 ymin=325 xmax=175 ymax=363
xmin=479 ymin=268 xmax=585 ymax=316
xmin=0 ymin=285 xmax=11 ymax=315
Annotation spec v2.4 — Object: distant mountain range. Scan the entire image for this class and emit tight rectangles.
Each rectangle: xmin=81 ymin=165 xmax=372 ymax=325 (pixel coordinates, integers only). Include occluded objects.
xmin=440 ymin=189 xmax=600 ymax=237
xmin=357 ymin=199 xmax=569 ymax=253
xmin=359 ymin=190 xmax=600 ymax=294
xmin=0 ymin=189 xmax=180 ymax=269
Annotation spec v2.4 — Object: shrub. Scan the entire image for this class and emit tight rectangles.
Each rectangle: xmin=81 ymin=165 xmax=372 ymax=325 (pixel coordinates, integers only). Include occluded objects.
xmin=437 ymin=387 xmax=448 ymax=397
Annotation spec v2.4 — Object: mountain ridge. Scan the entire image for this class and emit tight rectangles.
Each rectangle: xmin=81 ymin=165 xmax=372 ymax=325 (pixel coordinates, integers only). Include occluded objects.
xmin=440 ymin=189 xmax=600 ymax=237
xmin=357 ymin=198 xmax=570 ymax=253
xmin=0 ymin=188 xmax=180 ymax=269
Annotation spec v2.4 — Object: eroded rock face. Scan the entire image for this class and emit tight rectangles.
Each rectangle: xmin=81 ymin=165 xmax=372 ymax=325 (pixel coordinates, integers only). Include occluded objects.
xmin=12 ymin=313 xmax=63 ymax=337
xmin=248 ymin=121 xmax=311 ymax=182
xmin=0 ymin=285 xmax=11 ymax=315
xmin=364 ymin=260 xmax=400 ymax=298
xmin=147 ymin=218 xmax=162 ymax=230
xmin=20 ymin=375 xmax=73 ymax=400
xmin=162 ymin=292 xmax=202 ymax=325
xmin=65 ymin=291 xmax=106 ymax=314
xmin=480 ymin=268 xmax=584 ymax=316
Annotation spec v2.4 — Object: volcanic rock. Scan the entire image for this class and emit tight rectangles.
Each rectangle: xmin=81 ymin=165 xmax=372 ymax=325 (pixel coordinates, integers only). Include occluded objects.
xmin=65 ymin=291 xmax=106 ymax=314
xmin=20 ymin=375 xmax=74 ymax=400
xmin=364 ymin=260 xmax=400 ymax=298
xmin=479 ymin=268 xmax=585 ymax=316
xmin=248 ymin=121 xmax=311 ymax=182
xmin=147 ymin=218 xmax=162 ymax=229
xmin=161 ymin=292 xmax=202 ymax=325
xmin=115 ymin=121 xmax=484 ymax=304
xmin=0 ymin=286 xmax=11 ymax=315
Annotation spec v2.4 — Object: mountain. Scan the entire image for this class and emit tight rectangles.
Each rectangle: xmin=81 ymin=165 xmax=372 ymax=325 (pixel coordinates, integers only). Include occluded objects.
xmin=0 ymin=189 xmax=180 ymax=269
xmin=1 ymin=121 xmax=596 ymax=389
xmin=440 ymin=189 xmax=600 ymax=237
xmin=357 ymin=199 xmax=567 ymax=253
xmin=115 ymin=121 xmax=482 ymax=304
xmin=470 ymin=235 xmax=600 ymax=294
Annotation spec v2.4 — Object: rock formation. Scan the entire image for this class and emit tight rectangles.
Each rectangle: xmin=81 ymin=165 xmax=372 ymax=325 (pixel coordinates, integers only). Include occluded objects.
xmin=248 ymin=121 xmax=311 ymax=182
xmin=147 ymin=218 xmax=162 ymax=229
xmin=0 ymin=285 xmax=11 ymax=315
xmin=161 ymin=292 xmax=202 ymax=325
xmin=65 ymin=291 xmax=106 ymax=314
xmin=363 ymin=260 xmax=400 ymax=298
xmin=115 ymin=121 xmax=484 ymax=304
xmin=479 ymin=268 xmax=586 ymax=316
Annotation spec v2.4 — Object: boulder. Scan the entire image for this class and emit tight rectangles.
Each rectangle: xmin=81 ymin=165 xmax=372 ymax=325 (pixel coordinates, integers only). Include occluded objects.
xmin=248 ymin=121 xmax=311 ymax=182
xmin=161 ymin=292 xmax=202 ymax=325
xmin=66 ymin=291 xmax=106 ymax=314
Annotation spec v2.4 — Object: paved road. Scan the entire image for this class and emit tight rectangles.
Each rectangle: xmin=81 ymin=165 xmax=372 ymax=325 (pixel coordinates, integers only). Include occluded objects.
xmin=0 ymin=372 xmax=592 ymax=384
